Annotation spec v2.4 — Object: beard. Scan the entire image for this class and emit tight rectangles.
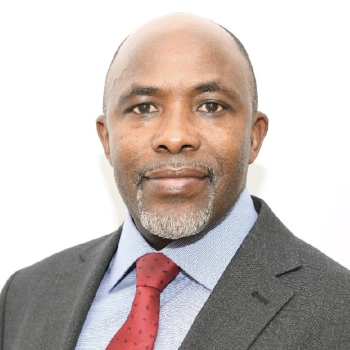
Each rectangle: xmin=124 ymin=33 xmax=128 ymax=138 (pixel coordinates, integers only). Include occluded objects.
xmin=135 ymin=162 xmax=216 ymax=240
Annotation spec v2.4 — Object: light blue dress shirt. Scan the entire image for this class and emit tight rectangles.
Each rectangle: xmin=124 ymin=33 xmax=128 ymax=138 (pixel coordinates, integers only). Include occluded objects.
xmin=75 ymin=188 xmax=258 ymax=350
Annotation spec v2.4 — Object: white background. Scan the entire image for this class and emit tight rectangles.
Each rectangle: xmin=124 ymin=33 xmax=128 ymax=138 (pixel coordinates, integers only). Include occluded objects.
xmin=0 ymin=0 xmax=349 ymax=289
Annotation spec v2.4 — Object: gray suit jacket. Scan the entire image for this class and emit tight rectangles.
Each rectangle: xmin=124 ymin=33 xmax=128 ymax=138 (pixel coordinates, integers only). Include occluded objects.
xmin=1 ymin=197 xmax=350 ymax=350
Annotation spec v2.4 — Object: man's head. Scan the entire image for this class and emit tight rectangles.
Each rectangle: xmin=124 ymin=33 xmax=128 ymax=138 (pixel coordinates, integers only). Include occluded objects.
xmin=97 ymin=13 xmax=268 ymax=249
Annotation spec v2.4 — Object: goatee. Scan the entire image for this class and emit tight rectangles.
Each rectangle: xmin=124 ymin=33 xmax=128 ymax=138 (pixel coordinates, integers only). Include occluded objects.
xmin=136 ymin=162 xmax=216 ymax=240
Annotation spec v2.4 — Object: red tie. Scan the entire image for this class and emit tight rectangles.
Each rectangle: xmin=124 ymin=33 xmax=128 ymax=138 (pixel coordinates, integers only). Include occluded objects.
xmin=106 ymin=253 xmax=180 ymax=350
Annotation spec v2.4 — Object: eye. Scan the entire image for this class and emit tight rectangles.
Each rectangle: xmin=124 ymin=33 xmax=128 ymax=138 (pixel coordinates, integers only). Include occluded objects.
xmin=132 ymin=103 xmax=158 ymax=115
xmin=197 ymin=102 xmax=223 ymax=114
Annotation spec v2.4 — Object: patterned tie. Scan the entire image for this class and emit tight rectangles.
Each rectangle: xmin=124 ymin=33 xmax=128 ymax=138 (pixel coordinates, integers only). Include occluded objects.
xmin=106 ymin=253 xmax=180 ymax=350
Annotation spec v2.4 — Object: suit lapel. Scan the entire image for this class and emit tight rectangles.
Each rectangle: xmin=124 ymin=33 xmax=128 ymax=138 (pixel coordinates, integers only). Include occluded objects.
xmin=21 ymin=228 xmax=122 ymax=350
xmin=180 ymin=198 xmax=301 ymax=350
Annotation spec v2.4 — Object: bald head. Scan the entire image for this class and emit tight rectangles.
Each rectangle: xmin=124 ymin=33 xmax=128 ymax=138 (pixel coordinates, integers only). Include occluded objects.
xmin=102 ymin=13 xmax=258 ymax=115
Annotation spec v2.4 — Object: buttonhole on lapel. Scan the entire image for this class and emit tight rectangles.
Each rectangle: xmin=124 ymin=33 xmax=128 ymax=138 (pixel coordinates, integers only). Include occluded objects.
xmin=251 ymin=291 xmax=269 ymax=305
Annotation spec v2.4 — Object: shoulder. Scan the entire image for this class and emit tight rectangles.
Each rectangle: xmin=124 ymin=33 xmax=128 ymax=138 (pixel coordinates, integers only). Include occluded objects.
xmin=289 ymin=232 xmax=350 ymax=314
xmin=0 ymin=229 xmax=122 ymax=348
xmin=22 ymin=232 xmax=116 ymax=276
xmin=254 ymin=196 xmax=350 ymax=288
xmin=283 ymin=239 xmax=350 ymax=347
xmin=252 ymin=195 xmax=350 ymax=271
xmin=251 ymin=197 xmax=350 ymax=347
xmin=1 ymin=228 xmax=121 ymax=297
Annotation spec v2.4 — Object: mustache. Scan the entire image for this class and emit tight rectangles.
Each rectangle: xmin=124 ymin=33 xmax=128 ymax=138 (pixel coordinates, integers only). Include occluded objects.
xmin=135 ymin=161 xmax=216 ymax=188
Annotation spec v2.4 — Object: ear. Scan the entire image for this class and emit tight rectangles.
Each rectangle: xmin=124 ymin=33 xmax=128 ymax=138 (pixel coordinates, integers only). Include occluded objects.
xmin=249 ymin=111 xmax=269 ymax=164
xmin=96 ymin=115 xmax=113 ymax=166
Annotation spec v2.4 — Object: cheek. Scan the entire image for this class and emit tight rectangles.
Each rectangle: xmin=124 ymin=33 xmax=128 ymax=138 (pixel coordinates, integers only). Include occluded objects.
xmin=207 ymin=120 xmax=250 ymax=160
xmin=206 ymin=124 xmax=251 ymax=186
xmin=110 ymin=126 xmax=137 ymax=162
xmin=108 ymin=125 xmax=150 ymax=186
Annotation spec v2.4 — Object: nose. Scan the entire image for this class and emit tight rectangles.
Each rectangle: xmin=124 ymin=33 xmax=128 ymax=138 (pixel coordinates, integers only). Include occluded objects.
xmin=151 ymin=107 xmax=201 ymax=154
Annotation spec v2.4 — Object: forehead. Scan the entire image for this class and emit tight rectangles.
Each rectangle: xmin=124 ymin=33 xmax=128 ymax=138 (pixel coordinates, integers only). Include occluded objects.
xmin=105 ymin=16 xmax=252 ymax=111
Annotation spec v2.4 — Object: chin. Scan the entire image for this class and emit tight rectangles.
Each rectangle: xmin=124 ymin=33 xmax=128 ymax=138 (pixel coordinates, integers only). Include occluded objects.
xmin=139 ymin=207 xmax=212 ymax=240
xmin=136 ymin=187 xmax=215 ymax=240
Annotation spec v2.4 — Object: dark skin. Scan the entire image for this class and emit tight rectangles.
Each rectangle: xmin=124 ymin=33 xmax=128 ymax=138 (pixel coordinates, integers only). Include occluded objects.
xmin=97 ymin=14 xmax=268 ymax=250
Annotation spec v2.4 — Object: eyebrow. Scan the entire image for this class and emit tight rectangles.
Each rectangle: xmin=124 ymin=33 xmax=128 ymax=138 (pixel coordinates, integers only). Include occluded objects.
xmin=119 ymin=85 xmax=160 ymax=104
xmin=192 ymin=81 xmax=230 ymax=94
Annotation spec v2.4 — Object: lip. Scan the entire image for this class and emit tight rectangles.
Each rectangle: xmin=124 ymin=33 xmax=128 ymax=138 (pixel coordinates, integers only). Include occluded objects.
xmin=143 ymin=167 xmax=209 ymax=195
xmin=144 ymin=167 xmax=209 ymax=179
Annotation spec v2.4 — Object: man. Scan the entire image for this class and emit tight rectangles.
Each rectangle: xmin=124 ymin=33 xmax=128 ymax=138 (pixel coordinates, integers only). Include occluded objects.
xmin=1 ymin=13 xmax=350 ymax=350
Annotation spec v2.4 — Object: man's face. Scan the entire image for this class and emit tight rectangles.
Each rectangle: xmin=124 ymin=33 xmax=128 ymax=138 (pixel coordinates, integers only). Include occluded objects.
xmin=98 ymin=16 xmax=267 ymax=248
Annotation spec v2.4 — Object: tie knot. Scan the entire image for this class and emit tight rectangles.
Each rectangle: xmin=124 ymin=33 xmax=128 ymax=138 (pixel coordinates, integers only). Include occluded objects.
xmin=136 ymin=253 xmax=180 ymax=292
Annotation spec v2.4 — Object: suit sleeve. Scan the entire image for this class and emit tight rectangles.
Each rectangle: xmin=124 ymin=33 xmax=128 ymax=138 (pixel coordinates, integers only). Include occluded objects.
xmin=0 ymin=272 xmax=18 ymax=350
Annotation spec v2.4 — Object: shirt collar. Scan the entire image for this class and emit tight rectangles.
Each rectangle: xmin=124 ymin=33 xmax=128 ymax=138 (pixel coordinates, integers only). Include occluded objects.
xmin=108 ymin=187 xmax=258 ymax=292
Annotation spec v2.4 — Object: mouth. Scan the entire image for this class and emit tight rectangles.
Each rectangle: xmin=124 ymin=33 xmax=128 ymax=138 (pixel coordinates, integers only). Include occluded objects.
xmin=142 ymin=166 xmax=210 ymax=195
xmin=145 ymin=167 xmax=209 ymax=179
